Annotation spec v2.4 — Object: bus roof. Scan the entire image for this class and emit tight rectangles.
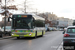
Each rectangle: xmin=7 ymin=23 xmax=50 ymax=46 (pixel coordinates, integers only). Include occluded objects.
xmin=13 ymin=14 xmax=32 ymax=15
xmin=12 ymin=14 xmax=45 ymax=20
xmin=33 ymin=15 xmax=45 ymax=20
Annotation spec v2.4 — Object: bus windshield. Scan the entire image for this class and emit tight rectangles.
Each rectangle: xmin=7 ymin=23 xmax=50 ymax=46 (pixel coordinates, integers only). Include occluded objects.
xmin=12 ymin=17 xmax=33 ymax=29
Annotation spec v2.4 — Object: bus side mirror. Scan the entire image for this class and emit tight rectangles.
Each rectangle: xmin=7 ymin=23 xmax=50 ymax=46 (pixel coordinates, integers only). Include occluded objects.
xmin=8 ymin=17 xmax=11 ymax=22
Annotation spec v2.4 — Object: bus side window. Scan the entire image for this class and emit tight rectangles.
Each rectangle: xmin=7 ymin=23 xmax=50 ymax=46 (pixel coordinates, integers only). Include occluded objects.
xmin=34 ymin=20 xmax=44 ymax=27
xmin=32 ymin=18 xmax=35 ymax=27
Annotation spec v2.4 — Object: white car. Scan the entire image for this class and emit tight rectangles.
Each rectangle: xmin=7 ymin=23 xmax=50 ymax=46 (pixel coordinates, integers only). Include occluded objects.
xmin=1 ymin=26 xmax=11 ymax=36
xmin=48 ymin=27 xmax=53 ymax=31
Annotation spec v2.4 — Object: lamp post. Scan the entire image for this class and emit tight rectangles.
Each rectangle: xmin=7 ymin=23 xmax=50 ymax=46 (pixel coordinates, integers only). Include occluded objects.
xmin=4 ymin=0 xmax=6 ymax=36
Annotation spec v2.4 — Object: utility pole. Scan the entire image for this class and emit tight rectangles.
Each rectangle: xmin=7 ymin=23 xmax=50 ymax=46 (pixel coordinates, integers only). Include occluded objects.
xmin=4 ymin=0 xmax=6 ymax=36
xmin=24 ymin=0 xmax=27 ymax=13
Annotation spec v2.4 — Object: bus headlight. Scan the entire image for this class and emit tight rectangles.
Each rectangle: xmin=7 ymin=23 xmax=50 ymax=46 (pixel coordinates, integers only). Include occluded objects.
xmin=29 ymin=33 xmax=32 ymax=35
xmin=12 ymin=34 xmax=14 ymax=35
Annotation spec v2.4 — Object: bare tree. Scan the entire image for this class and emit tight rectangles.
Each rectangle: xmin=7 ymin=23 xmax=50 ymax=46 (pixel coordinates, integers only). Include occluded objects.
xmin=0 ymin=0 xmax=18 ymax=27
xmin=0 ymin=0 xmax=18 ymax=16
xmin=23 ymin=0 xmax=34 ymax=13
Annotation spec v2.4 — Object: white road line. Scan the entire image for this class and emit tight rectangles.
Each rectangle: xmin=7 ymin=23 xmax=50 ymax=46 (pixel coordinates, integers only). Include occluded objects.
xmin=57 ymin=42 xmax=63 ymax=50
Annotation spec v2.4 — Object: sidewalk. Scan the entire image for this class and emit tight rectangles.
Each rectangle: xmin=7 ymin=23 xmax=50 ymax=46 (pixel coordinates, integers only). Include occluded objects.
xmin=0 ymin=36 xmax=12 ymax=40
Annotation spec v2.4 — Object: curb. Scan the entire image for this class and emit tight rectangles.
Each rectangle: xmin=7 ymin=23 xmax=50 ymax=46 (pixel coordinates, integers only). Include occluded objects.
xmin=0 ymin=36 xmax=12 ymax=40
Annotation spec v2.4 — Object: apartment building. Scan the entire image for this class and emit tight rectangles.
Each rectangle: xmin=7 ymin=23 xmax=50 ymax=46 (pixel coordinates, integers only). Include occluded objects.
xmin=57 ymin=17 xmax=73 ymax=28
xmin=68 ymin=19 xmax=73 ymax=26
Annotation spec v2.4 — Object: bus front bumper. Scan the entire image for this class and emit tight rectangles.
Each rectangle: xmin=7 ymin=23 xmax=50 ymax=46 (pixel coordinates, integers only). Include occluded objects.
xmin=11 ymin=33 xmax=35 ymax=37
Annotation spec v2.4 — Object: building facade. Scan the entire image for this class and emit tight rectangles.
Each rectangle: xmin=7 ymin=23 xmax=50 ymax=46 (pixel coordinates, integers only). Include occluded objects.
xmin=57 ymin=17 xmax=73 ymax=28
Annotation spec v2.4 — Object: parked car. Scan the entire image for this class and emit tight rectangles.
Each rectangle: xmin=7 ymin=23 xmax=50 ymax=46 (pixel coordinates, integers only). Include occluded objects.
xmin=53 ymin=27 xmax=57 ymax=31
xmin=56 ymin=28 xmax=60 ymax=31
xmin=59 ymin=28 xmax=63 ymax=31
xmin=45 ymin=26 xmax=48 ymax=32
xmin=1 ymin=26 xmax=11 ymax=36
xmin=63 ymin=26 xmax=75 ymax=50
xmin=45 ymin=26 xmax=49 ymax=31
xmin=48 ymin=27 xmax=53 ymax=31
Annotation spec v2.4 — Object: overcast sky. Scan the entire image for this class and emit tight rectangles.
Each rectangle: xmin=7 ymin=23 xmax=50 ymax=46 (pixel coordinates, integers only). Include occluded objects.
xmin=1 ymin=0 xmax=75 ymax=21
xmin=32 ymin=0 xmax=75 ymax=19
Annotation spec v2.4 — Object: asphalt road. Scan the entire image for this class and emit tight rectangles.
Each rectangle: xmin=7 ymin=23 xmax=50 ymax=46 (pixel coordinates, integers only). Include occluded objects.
xmin=0 ymin=31 xmax=63 ymax=50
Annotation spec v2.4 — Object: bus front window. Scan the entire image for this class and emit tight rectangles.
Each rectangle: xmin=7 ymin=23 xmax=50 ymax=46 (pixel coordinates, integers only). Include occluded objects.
xmin=12 ymin=18 xmax=33 ymax=29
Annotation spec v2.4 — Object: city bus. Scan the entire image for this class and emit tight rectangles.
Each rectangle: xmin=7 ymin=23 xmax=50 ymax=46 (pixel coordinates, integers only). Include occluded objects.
xmin=8 ymin=14 xmax=45 ymax=39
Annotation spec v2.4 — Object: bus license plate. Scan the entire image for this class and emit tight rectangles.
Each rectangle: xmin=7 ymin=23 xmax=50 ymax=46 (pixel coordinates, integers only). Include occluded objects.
xmin=19 ymin=35 xmax=24 ymax=37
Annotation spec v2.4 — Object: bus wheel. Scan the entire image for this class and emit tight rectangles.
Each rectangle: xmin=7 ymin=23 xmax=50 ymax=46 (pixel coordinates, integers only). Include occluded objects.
xmin=35 ymin=31 xmax=37 ymax=38
xmin=17 ymin=37 xmax=20 ymax=39
xmin=41 ymin=31 xmax=43 ymax=37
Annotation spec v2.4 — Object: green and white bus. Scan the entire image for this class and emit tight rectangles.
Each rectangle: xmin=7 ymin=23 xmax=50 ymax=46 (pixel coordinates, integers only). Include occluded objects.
xmin=8 ymin=14 xmax=45 ymax=39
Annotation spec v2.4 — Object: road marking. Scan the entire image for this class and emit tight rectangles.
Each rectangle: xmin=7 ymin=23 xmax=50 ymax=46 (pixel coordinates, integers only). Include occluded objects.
xmin=57 ymin=42 xmax=63 ymax=50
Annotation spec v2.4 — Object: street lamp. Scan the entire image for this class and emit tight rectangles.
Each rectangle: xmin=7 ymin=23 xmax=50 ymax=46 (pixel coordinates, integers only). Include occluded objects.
xmin=4 ymin=0 xmax=6 ymax=36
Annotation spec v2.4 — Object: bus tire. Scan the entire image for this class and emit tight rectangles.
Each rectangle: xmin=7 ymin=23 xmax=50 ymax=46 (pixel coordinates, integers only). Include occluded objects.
xmin=35 ymin=31 xmax=37 ymax=38
xmin=17 ymin=37 xmax=20 ymax=39
xmin=41 ymin=31 xmax=43 ymax=37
